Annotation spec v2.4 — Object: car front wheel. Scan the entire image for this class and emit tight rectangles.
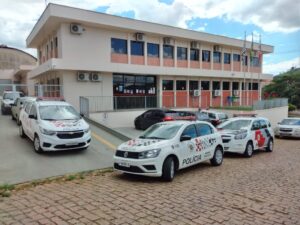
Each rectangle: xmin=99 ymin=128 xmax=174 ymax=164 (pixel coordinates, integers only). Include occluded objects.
xmin=162 ymin=157 xmax=175 ymax=182
xmin=19 ymin=124 xmax=26 ymax=138
xmin=210 ymin=146 xmax=223 ymax=166
xmin=266 ymin=138 xmax=273 ymax=152
xmin=33 ymin=135 xmax=43 ymax=153
xmin=244 ymin=141 xmax=253 ymax=157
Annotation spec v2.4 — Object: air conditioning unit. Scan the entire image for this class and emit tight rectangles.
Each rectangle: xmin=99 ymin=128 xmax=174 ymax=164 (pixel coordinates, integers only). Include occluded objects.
xmin=77 ymin=72 xmax=90 ymax=81
xmin=90 ymin=73 xmax=102 ymax=82
xmin=213 ymin=45 xmax=221 ymax=52
xmin=213 ymin=90 xmax=221 ymax=96
xmin=190 ymin=41 xmax=200 ymax=49
xmin=163 ymin=37 xmax=174 ymax=45
xmin=233 ymin=90 xmax=239 ymax=96
xmin=135 ymin=33 xmax=145 ymax=41
xmin=193 ymin=90 xmax=200 ymax=96
xmin=70 ymin=23 xmax=84 ymax=34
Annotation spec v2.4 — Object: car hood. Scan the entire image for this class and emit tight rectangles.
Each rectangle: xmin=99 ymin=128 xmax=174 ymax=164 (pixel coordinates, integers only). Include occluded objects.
xmin=118 ymin=138 xmax=169 ymax=152
xmin=2 ymin=99 xmax=14 ymax=105
xmin=40 ymin=119 xmax=89 ymax=132
xmin=219 ymin=129 xmax=248 ymax=136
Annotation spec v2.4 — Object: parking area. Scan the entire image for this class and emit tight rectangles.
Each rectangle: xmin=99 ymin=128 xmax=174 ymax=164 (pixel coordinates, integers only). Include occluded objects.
xmin=0 ymin=113 xmax=123 ymax=184
xmin=1 ymin=137 xmax=300 ymax=224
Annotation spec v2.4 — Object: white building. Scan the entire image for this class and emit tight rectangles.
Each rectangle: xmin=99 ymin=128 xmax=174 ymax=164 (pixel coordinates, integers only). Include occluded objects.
xmin=26 ymin=3 xmax=273 ymax=111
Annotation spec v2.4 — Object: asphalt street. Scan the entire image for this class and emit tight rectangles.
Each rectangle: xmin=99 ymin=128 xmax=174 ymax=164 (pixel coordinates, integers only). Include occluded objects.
xmin=0 ymin=113 xmax=123 ymax=184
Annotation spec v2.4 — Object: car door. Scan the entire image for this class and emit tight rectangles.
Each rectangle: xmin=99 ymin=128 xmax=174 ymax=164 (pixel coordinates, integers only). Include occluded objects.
xmin=27 ymin=104 xmax=38 ymax=140
xmin=178 ymin=124 xmax=199 ymax=169
xmin=251 ymin=119 xmax=263 ymax=149
xmin=195 ymin=123 xmax=218 ymax=160
xmin=12 ymin=99 xmax=18 ymax=117
xmin=258 ymin=119 xmax=272 ymax=147
xmin=22 ymin=102 xmax=33 ymax=135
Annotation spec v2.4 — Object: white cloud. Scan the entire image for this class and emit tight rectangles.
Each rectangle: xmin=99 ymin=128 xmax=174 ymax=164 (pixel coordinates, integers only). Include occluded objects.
xmin=263 ymin=57 xmax=300 ymax=75
xmin=0 ymin=0 xmax=299 ymax=57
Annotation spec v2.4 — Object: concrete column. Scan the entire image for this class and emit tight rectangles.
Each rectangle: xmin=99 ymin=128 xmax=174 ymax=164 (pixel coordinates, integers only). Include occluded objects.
xmin=174 ymin=43 xmax=177 ymax=67
xmin=144 ymin=41 xmax=147 ymax=65
xmin=210 ymin=46 xmax=213 ymax=70
xmin=187 ymin=47 xmax=190 ymax=68
xmin=220 ymin=80 xmax=223 ymax=107
xmin=200 ymin=45 xmax=202 ymax=69
xmin=239 ymin=81 xmax=242 ymax=106
xmin=209 ymin=80 xmax=213 ymax=107
xmin=198 ymin=80 xmax=201 ymax=108
xmin=221 ymin=48 xmax=224 ymax=71
xmin=231 ymin=50 xmax=233 ymax=71
xmin=174 ymin=77 xmax=176 ymax=107
xmin=187 ymin=78 xmax=189 ymax=108
xmin=127 ymin=33 xmax=131 ymax=64
xmin=160 ymin=38 xmax=163 ymax=67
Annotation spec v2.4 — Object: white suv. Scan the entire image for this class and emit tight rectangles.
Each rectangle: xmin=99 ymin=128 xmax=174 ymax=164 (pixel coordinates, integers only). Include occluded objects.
xmin=114 ymin=121 xmax=224 ymax=181
xmin=19 ymin=99 xmax=91 ymax=153
xmin=218 ymin=117 xmax=274 ymax=157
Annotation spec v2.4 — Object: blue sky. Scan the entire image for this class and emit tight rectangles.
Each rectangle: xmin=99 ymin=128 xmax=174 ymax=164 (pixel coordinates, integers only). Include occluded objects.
xmin=0 ymin=0 xmax=299 ymax=75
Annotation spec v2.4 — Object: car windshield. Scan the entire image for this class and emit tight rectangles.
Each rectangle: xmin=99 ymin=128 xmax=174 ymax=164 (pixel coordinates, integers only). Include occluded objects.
xmin=3 ymin=93 xmax=22 ymax=100
xmin=218 ymin=120 xmax=251 ymax=130
xmin=281 ymin=119 xmax=300 ymax=125
xmin=39 ymin=105 xmax=81 ymax=120
xmin=195 ymin=112 xmax=209 ymax=120
xmin=139 ymin=123 xmax=182 ymax=140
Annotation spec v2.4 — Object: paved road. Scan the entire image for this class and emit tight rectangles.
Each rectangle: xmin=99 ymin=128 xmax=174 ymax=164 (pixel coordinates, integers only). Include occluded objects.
xmin=1 ymin=138 xmax=300 ymax=224
xmin=0 ymin=114 xmax=123 ymax=184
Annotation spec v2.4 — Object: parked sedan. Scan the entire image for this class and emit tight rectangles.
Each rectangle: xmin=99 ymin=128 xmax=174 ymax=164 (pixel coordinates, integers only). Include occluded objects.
xmin=134 ymin=109 xmax=196 ymax=130
xmin=114 ymin=121 xmax=224 ymax=181
xmin=11 ymin=97 xmax=36 ymax=124
xmin=274 ymin=118 xmax=300 ymax=138
xmin=200 ymin=110 xmax=228 ymax=126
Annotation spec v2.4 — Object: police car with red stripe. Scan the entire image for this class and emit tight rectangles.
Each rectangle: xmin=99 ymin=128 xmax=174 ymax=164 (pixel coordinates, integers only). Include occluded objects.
xmin=19 ymin=97 xmax=91 ymax=153
xmin=217 ymin=117 xmax=274 ymax=157
xmin=114 ymin=121 xmax=224 ymax=181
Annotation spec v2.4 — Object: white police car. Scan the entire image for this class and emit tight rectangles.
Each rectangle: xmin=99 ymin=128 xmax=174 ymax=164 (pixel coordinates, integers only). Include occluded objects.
xmin=218 ymin=117 xmax=274 ymax=157
xmin=19 ymin=98 xmax=91 ymax=153
xmin=114 ymin=121 xmax=224 ymax=181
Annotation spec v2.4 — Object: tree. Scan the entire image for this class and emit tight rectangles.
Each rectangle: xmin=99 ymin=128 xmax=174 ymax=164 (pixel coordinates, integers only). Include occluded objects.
xmin=263 ymin=67 xmax=300 ymax=108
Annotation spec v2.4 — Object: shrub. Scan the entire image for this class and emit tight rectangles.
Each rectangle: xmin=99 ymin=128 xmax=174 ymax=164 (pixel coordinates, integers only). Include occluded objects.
xmin=288 ymin=103 xmax=297 ymax=111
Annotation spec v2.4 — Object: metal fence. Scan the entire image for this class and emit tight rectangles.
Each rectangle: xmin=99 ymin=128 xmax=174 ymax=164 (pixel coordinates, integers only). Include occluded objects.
xmin=253 ymin=98 xmax=288 ymax=110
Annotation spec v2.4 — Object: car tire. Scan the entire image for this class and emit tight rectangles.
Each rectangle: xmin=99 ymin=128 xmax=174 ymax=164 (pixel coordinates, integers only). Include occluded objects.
xmin=266 ymin=138 xmax=273 ymax=152
xmin=33 ymin=135 xmax=43 ymax=153
xmin=244 ymin=141 xmax=253 ymax=158
xmin=210 ymin=146 xmax=223 ymax=166
xmin=19 ymin=124 xmax=26 ymax=138
xmin=162 ymin=157 xmax=175 ymax=182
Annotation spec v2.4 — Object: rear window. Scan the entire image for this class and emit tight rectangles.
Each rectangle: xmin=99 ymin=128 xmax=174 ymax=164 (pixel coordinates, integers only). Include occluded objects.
xmin=208 ymin=113 xmax=216 ymax=119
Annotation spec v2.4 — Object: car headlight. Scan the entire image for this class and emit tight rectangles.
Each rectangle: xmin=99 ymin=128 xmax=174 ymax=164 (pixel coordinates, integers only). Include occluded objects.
xmin=83 ymin=128 xmax=90 ymax=134
xmin=138 ymin=149 xmax=161 ymax=159
xmin=39 ymin=127 xmax=56 ymax=136
xmin=234 ymin=131 xmax=248 ymax=140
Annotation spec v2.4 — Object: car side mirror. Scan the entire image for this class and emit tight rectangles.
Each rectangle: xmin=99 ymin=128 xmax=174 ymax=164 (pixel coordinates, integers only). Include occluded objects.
xmin=180 ymin=135 xmax=192 ymax=142
xmin=80 ymin=113 xmax=85 ymax=118
xmin=29 ymin=114 xmax=37 ymax=120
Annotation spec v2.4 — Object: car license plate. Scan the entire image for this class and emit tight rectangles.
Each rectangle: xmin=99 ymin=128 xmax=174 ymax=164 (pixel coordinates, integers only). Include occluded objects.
xmin=118 ymin=162 xmax=130 ymax=167
xmin=65 ymin=142 xmax=77 ymax=146
xmin=280 ymin=133 xmax=292 ymax=136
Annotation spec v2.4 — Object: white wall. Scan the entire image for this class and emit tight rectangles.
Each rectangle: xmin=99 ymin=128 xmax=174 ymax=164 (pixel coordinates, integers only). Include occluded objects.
xmin=62 ymin=71 xmax=113 ymax=110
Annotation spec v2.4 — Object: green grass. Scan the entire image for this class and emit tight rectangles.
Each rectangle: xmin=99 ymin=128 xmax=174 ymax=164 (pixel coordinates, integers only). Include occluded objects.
xmin=0 ymin=184 xmax=15 ymax=191
xmin=211 ymin=106 xmax=253 ymax=111
xmin=66 ymin=175 xmax=77 ymax=181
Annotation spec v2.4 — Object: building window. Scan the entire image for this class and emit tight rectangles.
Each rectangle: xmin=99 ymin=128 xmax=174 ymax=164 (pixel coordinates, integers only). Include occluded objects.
xmin=213 ymin=81 xmax=220 ymax=90
xmin=233 ymin=54 xmax=240 ymax=62
xmin=163 ymin=80 xmax=174 ymax=90
xmin=177 ymin=47 xmax=187 ymax=60
xmin=201 ymin=81 xmax=210 ymax=90
xmin=232 ymin=82 xmax=239 ymax=90
xmin=131 ymin=41 xmax=144 ymax=56
xmin=222 ymin=82 xmax=230 ymax=90
xmin=202 ymin=50 xmax=210 ymax=62
xmin=213 ymin=51 xmax=221 ymax=63
xmin=190 ymin=49 xmax=199 ymax=61
xmin=248 ymin=82 xmax=259 ymax=90
xmin=176 ymin=80 xmax=186 ymax=90
xmin=147 ymin=43 xmax=159 ymax=57
xmin=242 ymin=55 xmax=248 ymax=66
xmin=111 ymin=38 xmax=127 ymax=54
xmin=113 ymin=74 xmax=156 ymax=95
xmin=189 ymin=80 xmax=198 ymax=90
xmin=224 ymin=53 xmax=231 ymax=64
xmin=251 ymin=57 xmax=260 ymax=67
xmin=163 ymin=45 xmax=174 ymax=59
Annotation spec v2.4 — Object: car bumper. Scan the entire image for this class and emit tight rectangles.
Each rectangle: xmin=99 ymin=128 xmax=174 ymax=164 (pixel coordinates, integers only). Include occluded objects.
xmin=275 ymin=130 xmax=300 ymax=138
xmin=1 ymin=105 xmax=11 ymax=113
xmin=113 ymin=156 xmax=162 ymax=177
xmin=223 ymin=140 xmax=246 ymax=154
xmin=39 ymin=132 xmax=91 ymax=151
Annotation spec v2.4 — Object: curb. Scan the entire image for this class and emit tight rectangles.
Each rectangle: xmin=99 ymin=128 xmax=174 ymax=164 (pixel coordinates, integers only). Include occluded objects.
xmin=84 ymin=117 xmax=131 ymax=141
